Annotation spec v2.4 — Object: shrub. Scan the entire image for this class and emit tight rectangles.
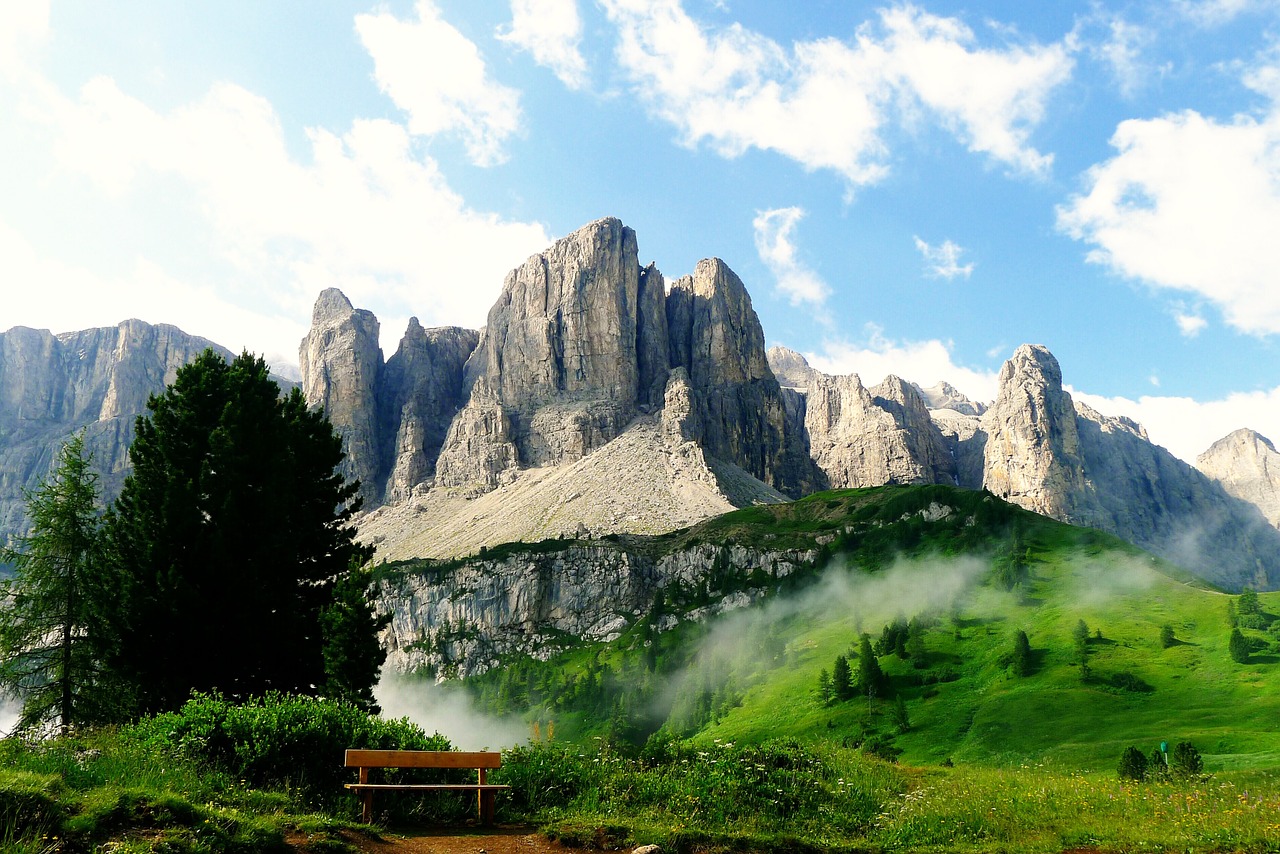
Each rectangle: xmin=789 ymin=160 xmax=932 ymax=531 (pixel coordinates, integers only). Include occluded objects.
xmin=126 ymin=692 xmax=452 ymax=817
xmin=1160 ymin=624 xmax=1175 ymax=649
xmin=1170 ymin=741 xmax=1204 ymax=778
xmin=1229 ymin=629 xmax=1250 ymax=663
xmin=1117 ymin=746 xmax=1148 ymax=781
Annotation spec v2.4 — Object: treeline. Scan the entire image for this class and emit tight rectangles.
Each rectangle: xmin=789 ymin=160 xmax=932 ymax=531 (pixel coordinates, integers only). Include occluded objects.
xmin=0 ymin=351 xmax=384 ymax=736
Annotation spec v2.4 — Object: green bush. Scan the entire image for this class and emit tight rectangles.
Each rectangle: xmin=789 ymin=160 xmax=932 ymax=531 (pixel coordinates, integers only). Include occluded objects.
xmin=1117 ymin=746 xmax=1147 ymax=781
xmin=126 ymin=692 xmax=453 ymax=818
xmin=1171 ymin=741 xmax=1204 ymax=778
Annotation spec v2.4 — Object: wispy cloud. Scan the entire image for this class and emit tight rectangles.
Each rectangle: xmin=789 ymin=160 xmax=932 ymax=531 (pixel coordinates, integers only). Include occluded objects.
xmin=598 ymin=0 xmax=1072 ymax=186
xmin=913 ymin=236 xmax=974 ymax=279
xmin=752 ymin=207 xmax=830 ymax=306
xmin=498 ymin=0 xmax=589 ymax=89
xmin=356 ymin=0 xmax=522 ymax=166
xmin=1175 ymin=312 xmax=1207 ymax=337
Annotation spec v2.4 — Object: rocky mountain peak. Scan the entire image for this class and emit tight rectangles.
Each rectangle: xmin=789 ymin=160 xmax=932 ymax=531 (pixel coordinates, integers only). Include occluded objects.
xmin=299 ymin=289 xmax=383 ymax=502
xmin=915 ymin=380 xmax=987 ymax=416
xmin=1197 ymin=428 xmax=1280 ymax=529
xmin=766 ymin=346 xmax=816 ymax=390
xmin=981 ymin=343 xmax=1088 ymax=522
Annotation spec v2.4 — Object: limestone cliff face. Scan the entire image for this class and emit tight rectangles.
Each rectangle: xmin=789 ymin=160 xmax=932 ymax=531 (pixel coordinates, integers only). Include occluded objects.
xmin=444 ymin=217 xmax=667 ymax=477
xmin=764 ymin=347 xmax=953 ymax=490
xmin=299 ymin=289 xmax=384 ymax=503
xmin=0 ymin=320 xmax=231 ymax=541
xmin=980 ymin=345 xmax=1090 ymax=522
xmin=379 ymin=321 xmax=479 ymax=503
xmin=377 ymin=541 xmax=818 ymax=677
xmin=667 ymin=261 xmax=820 ymax=498
xmin=976 ymin=346 xmax=1280 ymax=590
xmin=1198 ymin=429 xmax=1280 ymax=529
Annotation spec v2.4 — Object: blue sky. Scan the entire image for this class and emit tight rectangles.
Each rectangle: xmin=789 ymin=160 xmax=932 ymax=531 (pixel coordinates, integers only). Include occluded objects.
xmin=2 ymin=0 xmax=1280 ymax=464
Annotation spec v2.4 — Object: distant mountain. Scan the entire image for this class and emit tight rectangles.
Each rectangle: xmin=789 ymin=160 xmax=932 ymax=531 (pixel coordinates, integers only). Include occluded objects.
xmin=0 ymin=320 xmax=235 ymax=541
xmin=3 ymin=217 xmax=1279 ymax=591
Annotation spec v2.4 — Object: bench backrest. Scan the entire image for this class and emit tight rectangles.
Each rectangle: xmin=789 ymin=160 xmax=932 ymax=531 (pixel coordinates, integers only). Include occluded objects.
xmin=344 ymin=749 xmax=502 ymax=769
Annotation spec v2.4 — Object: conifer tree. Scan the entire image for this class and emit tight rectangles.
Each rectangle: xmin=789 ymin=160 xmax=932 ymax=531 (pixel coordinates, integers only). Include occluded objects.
xmin=101 ymin=350 xmax=375 ymax=714
xmin=1011 ymin=629 xmax=1033 ymax=677
xmin=857 ymin=634 xmax=885 ymax=696
xmin=0 ymin=434 xmax=119 ymax=733
xmin=832 ymin=655 xmax=853 ymax=701
xmin=1229 ymin=627 xmax=1250 ymax=664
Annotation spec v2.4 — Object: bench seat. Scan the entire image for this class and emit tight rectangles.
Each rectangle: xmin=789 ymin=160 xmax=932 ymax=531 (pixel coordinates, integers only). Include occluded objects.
xmin=344 ymin=749 xmax=509 ymax=824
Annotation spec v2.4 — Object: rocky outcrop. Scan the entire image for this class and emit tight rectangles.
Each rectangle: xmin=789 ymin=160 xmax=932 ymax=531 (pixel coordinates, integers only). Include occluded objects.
xmin=981 ymin=345 xmax=1090 ymax=523
xmin=379 ymin=321 xmax=479 ymax=503
xmin=377 ymin=540 xmax=818 ymax=677
xmin=977 ymin=346 xmax=1280 ymax=591
xmin=930 ymin=409 xmax=986 ymax=490
xmin=441 ymin=218 xmax=667 ymax=478
xmin=916 ymin=381 xmax=987 ymax=416
xmin=1198 ymin=429 xmax=1280 ymax=529
xmin=668 ymin=261 xmax=821 ymax=498
xmin=299 ymin=289 xmax=384 ymax=502
xmin=0 ymin=320 xmax=232 ymax=541
xmin=765 ymin=347 xmax=954 ymax=490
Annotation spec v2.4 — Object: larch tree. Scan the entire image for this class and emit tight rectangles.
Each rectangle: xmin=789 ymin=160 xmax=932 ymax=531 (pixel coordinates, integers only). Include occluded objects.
xmin=101 ymin=350 xmax=378 ymax=714
xmin=0 ymin=433 xmax=117 ymax=734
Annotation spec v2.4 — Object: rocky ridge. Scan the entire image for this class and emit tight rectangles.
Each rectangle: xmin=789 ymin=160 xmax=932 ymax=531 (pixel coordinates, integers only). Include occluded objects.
xmin=1197 ymin=429 xmax=1280 ymax=530
xmin=0 ymin=320 xmax=236 ymax=541
xmin=767 ymin=344 xmax=1280 ymax=590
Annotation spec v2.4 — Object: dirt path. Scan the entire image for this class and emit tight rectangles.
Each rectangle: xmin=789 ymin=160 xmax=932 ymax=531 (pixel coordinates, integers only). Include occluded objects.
xmin=324 ymin=826 xmax=571 ymax=854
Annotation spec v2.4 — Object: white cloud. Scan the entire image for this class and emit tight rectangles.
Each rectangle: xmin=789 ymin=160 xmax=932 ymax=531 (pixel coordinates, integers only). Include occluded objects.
xmin=1093 ymin=17 xmax=1159 ymax=98
xmin=913 ymin=235 xmax=973 ymax=279
xmin=2 ymin=23 xmax=550 ymax=373
xmin=1177 ymin=0 xmax=1280 ymax=25
xmin=356 ymin=0 xmax=522 ymax=166
xmin=752 ymin=207 xmax=830 ymax=306
xmin=1057 ymin=79 xmax=1280 ymax=335
xmin=1072 ymin=386 xmax=1280 ymax=464
xmin=0 ymin=2 xmax=48 ymax=79
xmin=599 ymin=0 xmax=1072 ymax=185
xmin=799 ymin=327 xmax=1000 ymax=403
xmin=1175 ymin=312 xmax=1207 ymax=337
xmin=498 ymin=0 xmax=588 ymax=89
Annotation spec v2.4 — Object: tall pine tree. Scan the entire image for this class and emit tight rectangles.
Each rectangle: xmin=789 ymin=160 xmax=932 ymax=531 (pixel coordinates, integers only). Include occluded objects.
xmin=101 ymin=351 xmax=377 ymax=714
xmin=0 ymin=434 xmax=119 ymax=733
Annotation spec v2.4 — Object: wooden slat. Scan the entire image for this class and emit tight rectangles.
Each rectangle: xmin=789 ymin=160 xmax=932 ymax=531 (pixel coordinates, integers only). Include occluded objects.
xmin=345 ymin=783 xmax=510 ymax=791
xmin=344 ymin=749 xmax=502 ymax=769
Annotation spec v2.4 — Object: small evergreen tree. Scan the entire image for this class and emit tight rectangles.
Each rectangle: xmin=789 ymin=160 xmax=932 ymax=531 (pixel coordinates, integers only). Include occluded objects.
xmin=832 ymin=655 xmax=853 ymax=701
xmin=1149 ymin=747 xmax=1168 ymax=777
xmin=1170 ymin=741 xmax=1204 ymax=778
xmin=1229 ymin=628 xmax=1250 ymax=663
xmin=857 ymin=634 xmax=885 ymax=696
xmin=1118 ymin=746 xmax=1148 ymax=781
xmin=1011 ymin=629 xmax=1033 ymax=677
xmin=1160 ymin=624 xmax=1176 ymax=649
xmin=890 ymin=694 xmax=911 ymax=733
xmin=319 ymin=562 xmax=390 ymax=713
xmin=0 ymin=434 xmax=120 ymax=734
xmin=906 ymin=616 xmax=926 ymax=667
xmin=1073 ymin=619 xmax=1090 ymax=666
xmin=816 ymin=668 xmax=833 ymax=705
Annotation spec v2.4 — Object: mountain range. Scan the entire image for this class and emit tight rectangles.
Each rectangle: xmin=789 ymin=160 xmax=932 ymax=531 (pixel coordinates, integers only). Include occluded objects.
xmin=3 ymin=217 xmax=1279 ymax=591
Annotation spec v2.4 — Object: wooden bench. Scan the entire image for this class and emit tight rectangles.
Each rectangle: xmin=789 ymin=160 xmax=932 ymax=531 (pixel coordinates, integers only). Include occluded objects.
xmin=344 ymin=749 xmax=510 ymax=825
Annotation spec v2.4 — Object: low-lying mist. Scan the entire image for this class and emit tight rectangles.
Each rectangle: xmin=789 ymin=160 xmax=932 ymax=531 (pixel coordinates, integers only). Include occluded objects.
xmin=374 ymin=672 xmax=529 ymax=750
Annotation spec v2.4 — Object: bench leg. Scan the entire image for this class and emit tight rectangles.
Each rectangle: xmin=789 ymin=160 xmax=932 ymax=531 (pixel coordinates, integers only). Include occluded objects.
xmin=362 ymin=790 xmax=374 ymax=824
xmin=479 ymin=789 xmax=495 ymax=825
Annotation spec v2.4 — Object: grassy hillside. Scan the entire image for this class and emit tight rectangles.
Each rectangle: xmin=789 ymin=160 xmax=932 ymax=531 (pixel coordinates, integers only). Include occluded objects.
xmin=462 ymin=485 xmax=1280 ymax=772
